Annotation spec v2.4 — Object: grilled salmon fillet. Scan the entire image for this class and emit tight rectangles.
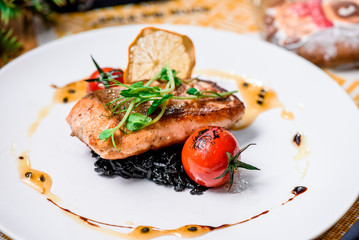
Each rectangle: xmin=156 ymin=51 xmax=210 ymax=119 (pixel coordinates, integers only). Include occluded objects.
xmin=66 ymin=79 xmax=244 ymax=160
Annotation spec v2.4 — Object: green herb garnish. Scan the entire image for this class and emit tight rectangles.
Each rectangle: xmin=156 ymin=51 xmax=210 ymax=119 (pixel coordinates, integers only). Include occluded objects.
xmin=214 ymin=143 xmax=259 ymax=191
xmin=90 ymin=57 xmax=237 ymax=150
xmin=85 ymin=56 xmax=124 ymax=88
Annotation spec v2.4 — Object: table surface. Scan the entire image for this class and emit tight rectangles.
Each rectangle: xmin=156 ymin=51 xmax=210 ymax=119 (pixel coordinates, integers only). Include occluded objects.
xmin=1 ymin=1 xmax=358 ymax=239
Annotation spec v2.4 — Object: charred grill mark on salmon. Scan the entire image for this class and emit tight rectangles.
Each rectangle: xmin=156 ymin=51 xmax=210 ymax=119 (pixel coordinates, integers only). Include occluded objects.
xmin=66 ymin=79 xmax=245 ymax=160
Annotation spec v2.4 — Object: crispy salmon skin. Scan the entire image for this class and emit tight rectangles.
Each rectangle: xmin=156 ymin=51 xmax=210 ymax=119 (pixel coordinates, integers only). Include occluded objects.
xmin=66 ymin=79 xmax=245 ymax=160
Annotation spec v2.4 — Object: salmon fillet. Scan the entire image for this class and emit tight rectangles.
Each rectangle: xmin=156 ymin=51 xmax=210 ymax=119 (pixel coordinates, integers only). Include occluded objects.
xmin=66 ymin=79 xmax=244 ymax=160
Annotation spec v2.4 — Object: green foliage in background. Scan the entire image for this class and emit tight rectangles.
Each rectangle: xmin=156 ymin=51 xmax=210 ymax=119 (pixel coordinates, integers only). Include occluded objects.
xmin=0 ymin=0 xmax=71 ymax=64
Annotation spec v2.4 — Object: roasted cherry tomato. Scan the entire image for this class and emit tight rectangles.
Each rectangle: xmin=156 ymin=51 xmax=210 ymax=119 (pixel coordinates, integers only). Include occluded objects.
xmin=86 ymin=67 xmax=124 ymax=93
xmin=182 ymin=126 xmax=259 ymax=189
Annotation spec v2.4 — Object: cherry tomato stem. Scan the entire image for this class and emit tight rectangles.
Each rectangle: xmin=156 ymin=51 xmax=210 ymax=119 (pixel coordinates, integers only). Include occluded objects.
xmin=86 ymin=67 xmax=124 ymax=93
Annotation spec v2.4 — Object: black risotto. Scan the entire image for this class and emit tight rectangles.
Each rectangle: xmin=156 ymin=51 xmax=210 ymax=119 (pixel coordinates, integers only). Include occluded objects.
xmin=93 ymin=144 xmax=208 ymax=195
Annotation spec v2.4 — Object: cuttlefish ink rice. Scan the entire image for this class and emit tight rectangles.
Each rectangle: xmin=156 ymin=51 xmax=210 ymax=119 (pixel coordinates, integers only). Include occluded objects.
xmin=93 ymin=145 xmax=208 ymax=195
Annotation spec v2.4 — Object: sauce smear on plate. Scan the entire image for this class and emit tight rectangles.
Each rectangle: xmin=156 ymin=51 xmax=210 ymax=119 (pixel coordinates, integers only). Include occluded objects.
xmin=194 ymin=70 xmax=295 ymax=129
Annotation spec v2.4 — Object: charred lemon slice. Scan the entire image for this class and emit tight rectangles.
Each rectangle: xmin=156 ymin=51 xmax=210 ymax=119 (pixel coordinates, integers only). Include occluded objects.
xmin=124 ymin=27 xmax=196 ymax=83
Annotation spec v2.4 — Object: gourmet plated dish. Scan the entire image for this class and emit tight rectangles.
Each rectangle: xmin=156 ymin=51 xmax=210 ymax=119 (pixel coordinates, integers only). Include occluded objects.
xmin=10 ymin=26 xmax=323 ymax=240
xmin=67 ymin=27 xmax=260 ymax=194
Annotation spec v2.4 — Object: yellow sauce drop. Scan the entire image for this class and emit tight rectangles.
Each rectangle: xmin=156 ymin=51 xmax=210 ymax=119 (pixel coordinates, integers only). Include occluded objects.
xmin=52 ymin=80 xmax=87 ymax=104
xmin=17 ymin=151 xmax=52 ymax=195
xmin=281 ymin=109 xmax=295 ymax=120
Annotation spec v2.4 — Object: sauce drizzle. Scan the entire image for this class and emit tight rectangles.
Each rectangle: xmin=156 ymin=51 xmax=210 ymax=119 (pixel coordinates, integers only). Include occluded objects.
xmin=28 ymin=80 xmax=87 ymax=137
xmin=47 ymin=198 xmax=133 ymax=229
xmin=193 ymin=70 xmax=293 ymax=130
xmin=46 ymin=186 xmax=307 ymax=240
xmin=28 ymin=104 xmax=55 ymax=138
xmin=47 ymin=196 xmax=270 ymax=240
xmin=18 ymin=151 xmax=308 ymax=239
xmin=282 ymin=186 xmax=308 ymax=205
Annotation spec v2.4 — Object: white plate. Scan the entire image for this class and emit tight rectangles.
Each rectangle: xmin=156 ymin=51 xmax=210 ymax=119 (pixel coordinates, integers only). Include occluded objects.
xmin=1 ymin=24 xmax=359 ymax=240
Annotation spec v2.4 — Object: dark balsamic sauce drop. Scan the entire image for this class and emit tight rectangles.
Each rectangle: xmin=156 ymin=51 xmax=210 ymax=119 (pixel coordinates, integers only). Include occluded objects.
xmin=293 ymin=132 xmax=302 ymax=146
xmin=282 ymin=186 xmax=308 ymax=205
xmin=292 ymin=186 xmax=307 ymax=195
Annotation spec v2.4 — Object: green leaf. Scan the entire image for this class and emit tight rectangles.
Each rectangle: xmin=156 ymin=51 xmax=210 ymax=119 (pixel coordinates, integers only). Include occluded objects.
xmin=52 ymin=0 xmax=67 ymax=7
xmin=147 ymin=94 xmax=172 ymax=115
xmin=99 ymin=129 xmax=113 ymax=140
xmin=0 ymin=28 xmax=22 ymax=63
xmin=172 ymin=71 xmax=182 ymax=86
xmin=235 ymin=161 xmax=260 ymax=170
xmin=120 ymin=86 xmax=161 ymax=98
xmin=125 ymin=113 xmax=152 ymax=132
xmin=158 ymin=68 xmax=167 ymax=80
xmin=120 ymin=89 xmax=137 ymax=98
xmin=89 ymin=56 xmax=115 ymax=87
xmin=158 ymin=68 xmax=181 ymax=86
xmin=91 ymin=56 xmax=105 ymax=75
xmin=0 ymin=1 xmax=21 ymax=24
xmin=214 ymin=166 xmax=230 ymax=180
xmin=187 ymin=88 xmax=199 ymax=96
xmin=130 ymin=81 xmax=144 ymax=88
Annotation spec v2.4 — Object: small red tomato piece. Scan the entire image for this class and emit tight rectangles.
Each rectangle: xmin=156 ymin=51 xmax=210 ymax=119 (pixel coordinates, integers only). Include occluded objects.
xmin=86 ymin=67 xmax=124 ymax=93
xmin=182 ymin=126 xmax=240 ymax=187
